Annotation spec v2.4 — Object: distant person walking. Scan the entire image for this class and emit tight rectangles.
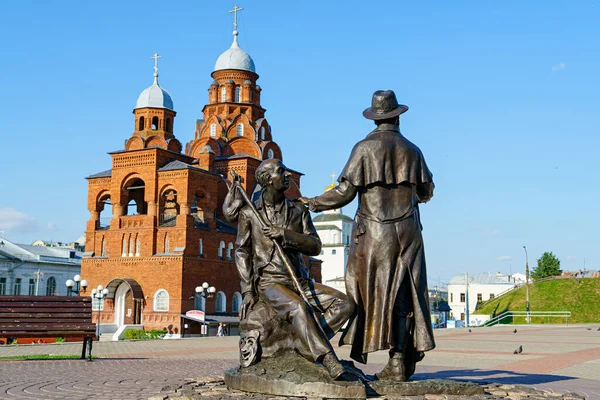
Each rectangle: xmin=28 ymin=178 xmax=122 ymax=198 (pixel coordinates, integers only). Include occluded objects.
xmin=217 ymin=323 xmax=224 ymax=337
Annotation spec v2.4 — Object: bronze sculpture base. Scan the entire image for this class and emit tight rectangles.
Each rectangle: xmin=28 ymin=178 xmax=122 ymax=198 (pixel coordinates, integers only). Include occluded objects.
xmin=368 ymin=378 xmax=485 ymax=397
xmin=225 ymin=351 xmax=485 ymax=398
xmin=224 ymin=351 xmax=367 ymax=399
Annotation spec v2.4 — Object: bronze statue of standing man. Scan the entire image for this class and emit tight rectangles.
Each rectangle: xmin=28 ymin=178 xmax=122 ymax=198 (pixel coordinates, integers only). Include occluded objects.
xmin=301 ymin=90 xmax=436 ymax=381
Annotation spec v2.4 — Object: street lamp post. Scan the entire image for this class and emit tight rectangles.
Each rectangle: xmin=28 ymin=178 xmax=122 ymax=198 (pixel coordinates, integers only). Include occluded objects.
xmin=523 ymin=246 xmax=530 ymax=323
xmin=195 ymin=282 xmax=216 ymax=337
xmin=91 ymin=285 xmax=109 ymax=340
xmin=65 ymin=275 xmax=89 ymax=296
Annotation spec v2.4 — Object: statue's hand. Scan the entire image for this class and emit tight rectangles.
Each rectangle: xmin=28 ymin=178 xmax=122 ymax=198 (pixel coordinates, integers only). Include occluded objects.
xmin=298 ymin=196 xmax=310 ymax=206
xmin=240 ymin=293 xmax=256 ymax=320
xmin=262 ymin=226 xmax=284 ymax=240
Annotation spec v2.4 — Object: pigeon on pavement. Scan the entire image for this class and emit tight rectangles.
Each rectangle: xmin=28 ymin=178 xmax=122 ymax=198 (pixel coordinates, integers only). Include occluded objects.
xmin=513 ymin=345 xmax=523 ymax=354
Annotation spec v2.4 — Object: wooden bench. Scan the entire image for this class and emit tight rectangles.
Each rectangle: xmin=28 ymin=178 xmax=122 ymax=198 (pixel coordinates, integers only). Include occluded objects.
xmin=0 ymin=296 xmax=96 ymax=360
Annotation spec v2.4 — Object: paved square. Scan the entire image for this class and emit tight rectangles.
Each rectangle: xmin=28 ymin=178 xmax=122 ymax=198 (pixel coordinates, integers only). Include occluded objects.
xmin=1 ymin=324 xmax=599 ymax=399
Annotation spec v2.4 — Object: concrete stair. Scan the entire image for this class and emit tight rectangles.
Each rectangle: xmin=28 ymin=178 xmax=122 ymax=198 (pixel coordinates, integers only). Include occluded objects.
xmin=99 ymin=333 xmax=114 ymax=342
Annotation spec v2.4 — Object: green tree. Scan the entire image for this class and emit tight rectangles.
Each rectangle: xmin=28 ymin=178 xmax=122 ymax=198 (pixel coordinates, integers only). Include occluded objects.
xmin=531 ymin=251 xmax=562 ymax=280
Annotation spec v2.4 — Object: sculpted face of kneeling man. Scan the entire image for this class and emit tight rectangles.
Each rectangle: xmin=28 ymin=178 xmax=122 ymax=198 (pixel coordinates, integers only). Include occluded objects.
xmin=233 ymin=159 xmax=356 ymax=380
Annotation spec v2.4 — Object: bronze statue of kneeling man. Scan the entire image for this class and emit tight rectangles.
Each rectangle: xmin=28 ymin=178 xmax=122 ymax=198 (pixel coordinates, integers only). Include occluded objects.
xmin=224 ymin=159 xmax=356 ymax=381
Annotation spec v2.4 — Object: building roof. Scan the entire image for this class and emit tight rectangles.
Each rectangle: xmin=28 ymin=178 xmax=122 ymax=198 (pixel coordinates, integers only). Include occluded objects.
xmin=0 ymin=239 xmax=81 ymax=266
xmin=214 ymin=32 xmax=256 ymax=73
xmin=135 ymin=73 xmax=174 ymax=110
xmin=449 ymin=272 xmax=514 ymax=285
xmin=315 ymin=225 xmax=342 ymax=231
xmin=157 ymin=160 xmax=222 ymax=177
xmin=86 ymin=169 xmax=112 ymax=179
xmin=313 ymin=213 xmax=354 ymax=223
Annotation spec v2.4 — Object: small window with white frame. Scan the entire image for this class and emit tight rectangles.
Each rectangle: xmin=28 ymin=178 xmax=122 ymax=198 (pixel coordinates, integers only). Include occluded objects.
xmin=210 ymin=123 xmax=217 ymax=137
xmin=221 ymin=87 xmax=226 ymax=102
xmin=267 ymin=149 xmax=274 ymax=159
xmin=236 ymin=123 xmax=243 ymax=137
xmin=154 ymin=289 xmax=169 ymax=312
xmin=92 ymin=296 xmax=104 ymax=311
xmin=235 ymin=86 xmax=241 ymax=102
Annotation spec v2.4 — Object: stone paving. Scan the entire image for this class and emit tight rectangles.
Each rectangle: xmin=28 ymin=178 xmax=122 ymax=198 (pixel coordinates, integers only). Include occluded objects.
xmin=0 ymin=324 xmax=598 ymax=399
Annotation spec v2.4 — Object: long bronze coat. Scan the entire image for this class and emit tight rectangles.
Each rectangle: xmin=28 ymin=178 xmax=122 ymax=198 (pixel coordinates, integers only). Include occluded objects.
xmin=309 ymin=123 xmax=436 ymax=364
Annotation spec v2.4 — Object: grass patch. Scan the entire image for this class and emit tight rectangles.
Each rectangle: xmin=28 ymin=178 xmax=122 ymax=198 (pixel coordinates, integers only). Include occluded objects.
xmin=476 ymin=277 xmax=600 ymax=324
xmin=0 ymin=354 xmax=98 ymax=360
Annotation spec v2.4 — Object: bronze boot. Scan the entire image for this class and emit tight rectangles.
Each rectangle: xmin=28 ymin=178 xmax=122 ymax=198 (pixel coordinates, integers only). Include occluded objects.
xmin=376 ymin=351 xmax=407 ymax=381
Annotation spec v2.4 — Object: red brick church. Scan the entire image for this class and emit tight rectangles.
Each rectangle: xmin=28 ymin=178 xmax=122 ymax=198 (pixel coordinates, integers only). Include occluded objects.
xmin=80 ymin=14 xmax=321 ymax=339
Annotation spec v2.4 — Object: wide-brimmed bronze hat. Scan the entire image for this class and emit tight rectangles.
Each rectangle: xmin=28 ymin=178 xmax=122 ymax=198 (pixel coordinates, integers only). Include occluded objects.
xmin=362 ymin=90 xmax=408 ymax=120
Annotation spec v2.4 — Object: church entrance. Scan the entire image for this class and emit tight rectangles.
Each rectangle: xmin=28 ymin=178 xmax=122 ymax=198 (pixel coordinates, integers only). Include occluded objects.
xmin=105 ymin=278 xmax=144 ymax=328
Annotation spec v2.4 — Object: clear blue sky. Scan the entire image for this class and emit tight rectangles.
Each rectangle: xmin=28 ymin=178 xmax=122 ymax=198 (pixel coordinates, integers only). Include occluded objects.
xmin=1 ymin=1 xmax=599 ymax=286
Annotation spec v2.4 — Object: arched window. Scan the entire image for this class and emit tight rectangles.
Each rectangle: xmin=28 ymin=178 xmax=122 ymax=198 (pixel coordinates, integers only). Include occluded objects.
xmin=135 ymin=237 xmax=141 ymax=257
xmin=152 ymin=116 xmax=159 ymax=130
xmin=154 ymin=289 xmax=169 ymax=312
xmin=232 ymin=292 xmax=242 ymax=313
xmin=235 ymin=87 xmax=241 ymax=102
xmin=210 ymin=123 xmax=217 ymax=137
xmin=249 ymin=90 xmax=253 ymax=102
xmin=138 ymin=116 xmax=145 ymax=131
xmin=101 ymin=237 xmax=107 ymax=256
xmin=218 ymin=241 xmax=225 ymax=259
xmin=164 ymin=235 xmax=170 ymax=253
xmin=236 ymin=123 xmax=243 ymax=137
xmin=165 ymin=118 xmax=171 ymax=132
xmin=227 ymin=242 xmax=234 ymax=260
xmin=261 ymin=126 xmax=266 ymax=140
xmin=46 ymin=277 xmax=56 ymax=296
xmin=267 ymin=149 xmax=274 ymax=159
xmin=122 ymin=237 xmax=127 ymax=257
xmin=194 ymin=293 xmax=205 ymax=311
xmin=333 ymin=233 xmax=338 ymax=243
xmin=199 ymin=239 xmax=204 ymax=257
xmin=221 ymin=87 xmax=226 ymax=102
xmin=215 ymin=291 xmax=226 ymax=312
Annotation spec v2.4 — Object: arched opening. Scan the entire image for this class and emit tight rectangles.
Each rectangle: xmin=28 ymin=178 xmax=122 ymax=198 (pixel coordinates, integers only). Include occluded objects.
xmin=261 ymin=126 xmax=266 ymax=140
xmin=159 ymin=188 xmax=178 ymax=226
xmin=221 ymin=87 xmax=226 ymax=102
xmin=122 ymin=235 xmax=128 ymax=257
xmin=135 ymin=237 xmax=140 ymax=257
xmin=97 ymin=194 xmax=112 ymax=230
xmin=138 ymin=116 xmax=145 ymax=131
xmin=164 ymin=234 xmax=170 ymax=253
xmin=151 ymin=116 xmax=159 ymax=130
xmin=236 ymin=123 xmax=243 ymax=137
xmin=235 ymin=87 xmax=241 ymax=102
xmin=267 ymin=149 xmax=274 ymax=159
xmin=124 ymin=178 xmax=147 ymax=215
xmin=165 ymin=118 xmax=171 ymax=133
xmin=210 ymin=123 xmax=217 ymax=137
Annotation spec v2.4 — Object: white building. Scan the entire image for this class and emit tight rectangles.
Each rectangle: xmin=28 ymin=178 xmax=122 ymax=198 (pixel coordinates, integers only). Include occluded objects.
xmin=0 ymin=238 xmax=82 ymax=296
xmin=313 ymin=180 xmax=354 ymax=293
xmin=447 ymin=272 xmax=516 ymax=326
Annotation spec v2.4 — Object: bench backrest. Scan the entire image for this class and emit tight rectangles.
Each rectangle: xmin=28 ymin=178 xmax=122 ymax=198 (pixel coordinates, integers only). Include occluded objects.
xmin=0 ymin=296 xmax=96 ymax=338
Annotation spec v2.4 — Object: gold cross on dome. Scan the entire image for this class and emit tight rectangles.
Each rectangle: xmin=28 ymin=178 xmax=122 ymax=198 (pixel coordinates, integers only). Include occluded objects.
xmin=229 ymin=5 xmax=244 ymax=29
xmin=151 ymin=53 xmax=161 ymax=74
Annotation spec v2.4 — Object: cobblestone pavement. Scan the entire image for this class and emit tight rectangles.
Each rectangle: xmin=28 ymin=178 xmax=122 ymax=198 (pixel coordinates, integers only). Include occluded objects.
xmin=0 ymin=324 xmax=598 ymax=399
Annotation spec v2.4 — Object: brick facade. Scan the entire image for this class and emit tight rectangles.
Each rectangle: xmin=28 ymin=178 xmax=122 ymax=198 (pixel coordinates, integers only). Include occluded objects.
xmin=81 ymin=49 xmax=321 ymax=336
